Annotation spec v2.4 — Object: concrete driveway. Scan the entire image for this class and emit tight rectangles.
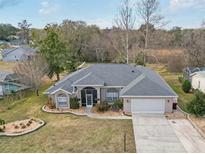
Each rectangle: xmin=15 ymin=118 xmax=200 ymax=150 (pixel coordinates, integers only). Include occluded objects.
xmin=169 ymin=119 xmax=205 ymax=153
xmin=132 ymin=113 xmax=186 ymax=153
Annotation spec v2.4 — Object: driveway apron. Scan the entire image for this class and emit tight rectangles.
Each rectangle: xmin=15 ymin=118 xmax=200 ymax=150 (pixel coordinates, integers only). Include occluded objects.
xmin=132 ymin=113 xmax=186 ymax=153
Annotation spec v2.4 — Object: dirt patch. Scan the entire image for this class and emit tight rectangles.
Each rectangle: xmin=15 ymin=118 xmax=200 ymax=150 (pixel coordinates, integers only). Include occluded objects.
xmin=190 ymin=116 xmax=205 ymax=134
xmin=165 ymin=109 xmax=187 ymax=120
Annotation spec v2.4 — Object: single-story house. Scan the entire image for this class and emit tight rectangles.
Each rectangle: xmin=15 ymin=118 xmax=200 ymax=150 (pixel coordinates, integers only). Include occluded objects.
xmin=45 ymin=64 xmax=178 ymax=114
xmin=189 ymin=71 xmax=205 ymax=93
xmin=2 ymin=46 xmax=36 ymax=62
xmin=0 ymin=71 xmax=28 ymax=97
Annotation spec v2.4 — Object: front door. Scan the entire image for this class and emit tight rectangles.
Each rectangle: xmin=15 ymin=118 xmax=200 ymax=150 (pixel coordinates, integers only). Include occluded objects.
xmin=86 ymin=94 xmax=93 ymax=107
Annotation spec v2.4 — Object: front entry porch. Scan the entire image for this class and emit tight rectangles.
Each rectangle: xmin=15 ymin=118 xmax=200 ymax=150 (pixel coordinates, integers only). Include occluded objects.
xmin=81 ymin=87 xmax=98 ymax=107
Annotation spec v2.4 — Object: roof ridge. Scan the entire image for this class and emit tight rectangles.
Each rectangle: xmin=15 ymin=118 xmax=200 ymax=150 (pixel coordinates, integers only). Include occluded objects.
xmin=120 ymin=74 xmax=145 ymax=96
xmin=45 ymin=66 xmax=90 ymax=92
xmin=144 ymin=76 xmax=176 ymax=95
xmin=72 ymin=72 xmax=92 ymax=86
xmin=147 ymin=73 xmax=177 ymax=96
xmin=138 ymin=67 xmax=177 ymax=96
xmin=3 ymin=48 xmax=18 ymax=56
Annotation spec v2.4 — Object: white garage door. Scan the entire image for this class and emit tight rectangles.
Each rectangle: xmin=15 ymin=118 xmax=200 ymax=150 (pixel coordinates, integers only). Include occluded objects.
xmin=131 ymin=98 xmax=165 ymax=113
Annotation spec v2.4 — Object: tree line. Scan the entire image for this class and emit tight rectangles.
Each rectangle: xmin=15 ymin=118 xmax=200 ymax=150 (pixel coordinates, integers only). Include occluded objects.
xmin=0 ymin=0 xmax=204 ymax=96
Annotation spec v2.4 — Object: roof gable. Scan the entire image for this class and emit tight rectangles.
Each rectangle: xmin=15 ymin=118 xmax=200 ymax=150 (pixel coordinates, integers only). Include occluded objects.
xmin=121 ymin=77 xmax=176 ymax=97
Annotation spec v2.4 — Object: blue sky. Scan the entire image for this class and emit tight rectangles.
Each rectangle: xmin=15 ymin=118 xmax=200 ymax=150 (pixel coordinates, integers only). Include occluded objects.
xmin=0 ymin=0 xmax=204 ymax=29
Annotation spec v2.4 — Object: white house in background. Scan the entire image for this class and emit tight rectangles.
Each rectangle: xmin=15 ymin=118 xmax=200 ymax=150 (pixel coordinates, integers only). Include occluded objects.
xmin=190 ymin=71 xmax=205 ymax=93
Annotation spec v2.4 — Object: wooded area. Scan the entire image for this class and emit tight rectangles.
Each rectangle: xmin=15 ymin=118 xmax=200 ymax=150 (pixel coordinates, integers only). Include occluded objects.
xmin=0 ymin=0 xmax=204 ymax=73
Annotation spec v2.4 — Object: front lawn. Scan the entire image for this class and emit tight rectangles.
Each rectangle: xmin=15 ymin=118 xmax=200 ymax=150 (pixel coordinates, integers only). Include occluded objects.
xmin=148 ymin=64 xmax=195 ymax=112
xmin=0 ymin=84 xmax=135 ymax=153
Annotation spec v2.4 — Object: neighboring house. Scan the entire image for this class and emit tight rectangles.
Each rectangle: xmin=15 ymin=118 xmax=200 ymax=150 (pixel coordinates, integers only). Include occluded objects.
xmin=2 ymin=46 xmax=36 ymax=62
xmin=183 ymin=67 xmax=205 ymax=80
xmin=45 ymin=64 xmax=178 ymax=114
xmin=190 ymin=71 xmax=205 ymax=93
xmin=0 ymin=71 xmax=28 ymax=97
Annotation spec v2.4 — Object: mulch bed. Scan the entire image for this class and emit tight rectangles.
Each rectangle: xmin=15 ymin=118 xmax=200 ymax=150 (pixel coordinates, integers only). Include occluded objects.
xmin=43 ymin=105 xmax=87 ymax=115
xmin=91 ymin=107 xmax=124 ymax=116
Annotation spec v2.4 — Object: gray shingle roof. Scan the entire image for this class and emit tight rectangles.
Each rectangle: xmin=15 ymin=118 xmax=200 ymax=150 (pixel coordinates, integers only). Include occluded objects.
xmin=46 ymin=64 xmax=177 ymax=97
xmin=2 ymin=46 xmax=36 ymax=57
xmin=73 ymin=73 xmax=105 ymax=86
xmin=0 ymin=71 xmax=12 ymax=82
xmin=184 ymin=67 xmax=205 ymax=76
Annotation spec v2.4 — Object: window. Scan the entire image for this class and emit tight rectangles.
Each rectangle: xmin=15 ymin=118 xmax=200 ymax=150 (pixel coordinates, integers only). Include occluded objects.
xmin=198 ymin=81 xmax=201 ymax=89
xmin=106 ymin=91 xmax=119 ymax=102
xmin=57 ymin=94 xmax=67 ymax=102
xmin=57 ymin=97 xmax=67 ymax=102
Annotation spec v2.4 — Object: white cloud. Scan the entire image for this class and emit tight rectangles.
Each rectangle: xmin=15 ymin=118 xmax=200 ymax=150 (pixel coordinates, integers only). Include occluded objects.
xmin=170 ymin=0 xmax=205 ymax=10
xmin=87 ymin=19 xmax=113 ymax=28
xmin=39 ymin=0 xmax=59 ymax=15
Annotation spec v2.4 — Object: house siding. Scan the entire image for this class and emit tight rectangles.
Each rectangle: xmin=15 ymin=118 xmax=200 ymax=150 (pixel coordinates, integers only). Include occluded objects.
xmin=191 ymin=75 xmax=205 ymax=93
xmin=123 ymin=98 xmax=131 ymax=115
xmin=49 ymin=90 xmax=70 ymax=109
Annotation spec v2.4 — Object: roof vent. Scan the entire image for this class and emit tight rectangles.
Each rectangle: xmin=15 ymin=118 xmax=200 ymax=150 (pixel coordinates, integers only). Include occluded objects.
xmin=132 ymin=70 xmax=135 ymax=73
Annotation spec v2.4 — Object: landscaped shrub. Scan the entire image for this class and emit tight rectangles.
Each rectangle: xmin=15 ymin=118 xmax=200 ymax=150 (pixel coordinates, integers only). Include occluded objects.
xmin=46 ymin=97 xmax=56 ymax=109
xmin=182 ymin=80 xmax=191 ymax=93
xmin=70 ymin=97 xmax=80 ymax=109
xmin=0 ymin=119 xmax=5 ymax=132
xmin=0 ymin=119 xmax=5 ymax=125
xmin=187 ymin=90 xmax=205 ymax=117
xmin=96 ymin=102 xmax=110 ymax=112
xmin=111 ymin=99 xmax=123 ymax=111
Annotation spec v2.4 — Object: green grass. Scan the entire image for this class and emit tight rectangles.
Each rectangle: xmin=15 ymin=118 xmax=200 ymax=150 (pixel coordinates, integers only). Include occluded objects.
xmin=148 ymin=64 xmax=195 ymax=112
xmin=0 ymin=84 xmax=135 ymax=153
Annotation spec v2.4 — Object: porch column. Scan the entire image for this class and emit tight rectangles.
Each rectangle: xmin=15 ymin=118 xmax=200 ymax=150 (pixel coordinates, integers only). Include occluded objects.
xmin=54 ymin=93 xmax=58 ymax=109
xmin=97 ymin=87 xmax=100 ymax=104
xmin=77 ymin=87 xmax=83 ymax=107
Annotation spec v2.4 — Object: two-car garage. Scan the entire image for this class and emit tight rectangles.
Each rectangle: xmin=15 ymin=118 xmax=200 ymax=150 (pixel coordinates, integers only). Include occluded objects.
xmin=123 ymin=97 xmax=176 ymax=114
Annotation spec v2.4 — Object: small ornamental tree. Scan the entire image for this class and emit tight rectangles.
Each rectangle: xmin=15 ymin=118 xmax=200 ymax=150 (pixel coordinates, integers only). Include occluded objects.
xmin=187 ymin=91 xmax=205 ymax=117
xmin=182 ymin=80 xmax=191 ymax=93
xmin=135 ymin=51 xmax=146 ymax=66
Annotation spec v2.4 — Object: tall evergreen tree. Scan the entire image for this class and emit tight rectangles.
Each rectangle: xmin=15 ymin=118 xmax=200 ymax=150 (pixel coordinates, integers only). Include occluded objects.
xmin=39 ymin=29 xmax=76 ymax=81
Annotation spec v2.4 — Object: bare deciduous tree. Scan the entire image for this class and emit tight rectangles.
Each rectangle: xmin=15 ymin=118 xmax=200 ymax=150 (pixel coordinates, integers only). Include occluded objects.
xmin=182 ymin=30 xmax=205 ymax=67
xmin=115 ymin=0 xmax=136 ymax=64
xmin=14 ymin=55 xmax=48 ymax=96
xmin=18 ymin=20 xmax=32 ymax=44
xmin=137 ymin=0 xmax=166 ymax=49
